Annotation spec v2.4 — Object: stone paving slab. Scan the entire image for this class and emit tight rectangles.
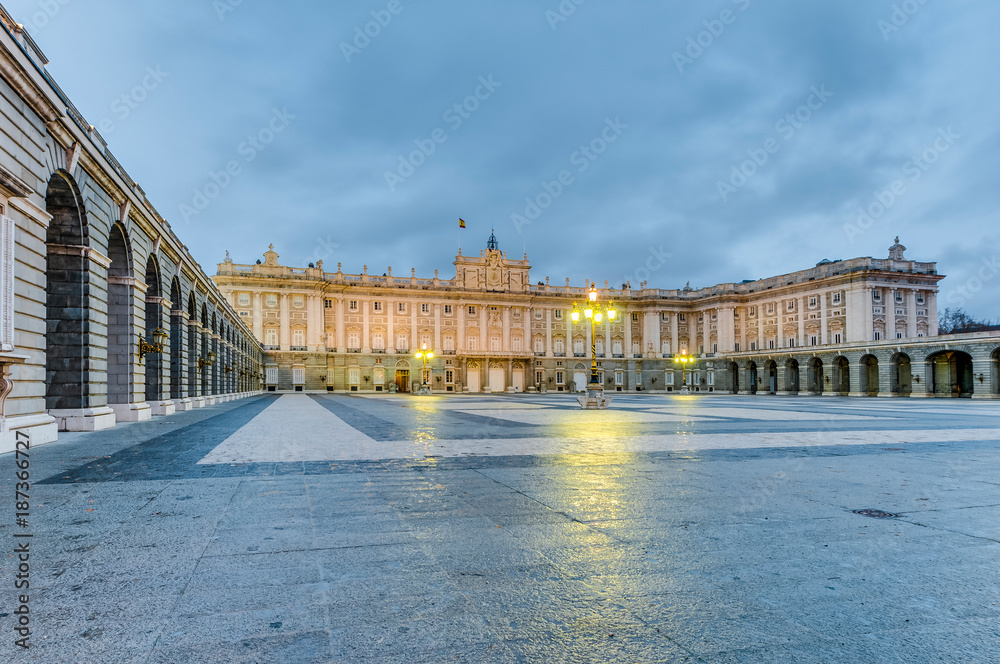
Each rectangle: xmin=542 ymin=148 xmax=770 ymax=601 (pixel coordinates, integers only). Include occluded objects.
xmin=0 ymin=393 xmax=998 ymax=662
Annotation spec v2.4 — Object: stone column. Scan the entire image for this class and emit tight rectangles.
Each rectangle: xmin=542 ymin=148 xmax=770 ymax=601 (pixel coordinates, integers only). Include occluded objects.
xmin=798 ymin=297 xmax=806 ymax=347
xmin=625 ymin=310 xmax=633 ymax=357
xmin=171 ymin=308 xmax=191 ymax=407
xmin=776 ymin=301 xmax=785 ymax=349
xmin=906 ymin=290 xmax=917 ymax=338
xmin=279 ymin=293 xmax=290 ymax=350
xmin=336 ymin=298 xmax=345 ymax=351
xmin=671 ymin=312 xmax=679 ymax=356
xmin=820 ymin=293 xmax=828 ymax=345
xmin=503 ymin=306 xmax=511 ymax=351
xmin=433 ymin=303 xmax=442 ymax=354
xmin=545 ymin=308 xmax=552 ymax=356
xmin=362 ymin=297 xmax=371 ymax=353
xmin=253 ymin=292 xmax=263 ymax=340
xmin=387 ymin=299 xmax=395 ymax=353
xmin=411 ymin=301 xmax=418 ymax=350
xmin=457 ymin=302 xmax=466 ymax=351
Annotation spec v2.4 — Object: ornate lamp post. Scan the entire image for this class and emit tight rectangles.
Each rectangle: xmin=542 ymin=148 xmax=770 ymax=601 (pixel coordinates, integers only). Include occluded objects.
xmin=673 ymin=353 xmax=696 ymax=394
xmin=571 ymin=283 xmax=617 ymax=409
xmin=414 ymin=343 xmax=434 ymax=395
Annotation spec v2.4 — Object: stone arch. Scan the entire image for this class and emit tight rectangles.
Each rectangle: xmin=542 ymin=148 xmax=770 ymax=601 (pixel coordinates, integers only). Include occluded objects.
xmin=728 ymin=361 xmax=739 ymax=394
xmin=106 ymin=223 xmax=136 ymax=408
xmin=764 ymin=360 xmax=778 ymax=394
xmin=891 ymin=352 xmax=912 ymax=396
xmin=170 ymin=277 xmax=185 ymax=400
xmin=44 ymin=171 xmax=93 ymax=411
xmin=748 ymin=361 xmax=758 ymax=395
xmin=926 ymin=349 xmax=974 ymax=398
xmin=991 ymin=347 xmax=1000 ymax=396
xmin=785 ymin=358 xmax=800 ymax=394
xmin=833 ymin=356 xmax=850 ymax=395
xmin=143 ymin=254 xmax=165 ymax=403
xmin=860 ymin=354 xmax=879 ymax=396
xmin=808 ymin=357 xmax=824 ymax=395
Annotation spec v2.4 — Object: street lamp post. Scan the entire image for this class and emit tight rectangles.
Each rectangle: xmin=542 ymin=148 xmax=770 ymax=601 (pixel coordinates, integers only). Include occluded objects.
xmin=571 ymin=283 xmax=617 ymax=409
xmin=414 ymin=343 xmax=434 ymax=395
xmin=673 ymin=353 xmax=696 ymax=394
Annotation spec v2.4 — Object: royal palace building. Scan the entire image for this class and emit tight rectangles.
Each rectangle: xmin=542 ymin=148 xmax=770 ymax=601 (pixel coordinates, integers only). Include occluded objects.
xmin=214 ymin=234 xmax=1000 ymax=400
xmin=0 ymin=7 xmax=264 ymax=452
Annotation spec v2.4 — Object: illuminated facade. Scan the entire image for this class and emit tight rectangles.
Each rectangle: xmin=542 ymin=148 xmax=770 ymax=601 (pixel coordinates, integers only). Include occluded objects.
xmin=213 ymin=235 xmax=1000 ymax=398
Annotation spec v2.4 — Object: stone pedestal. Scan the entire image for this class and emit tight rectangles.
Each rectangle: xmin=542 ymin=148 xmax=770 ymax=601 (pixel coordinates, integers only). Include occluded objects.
xmin=49 ymin=407 xmax=117 ymax=432
xmin=109 ymin=402 xmax=152 ymax=422
xmin=191 ymin=397 xmax=206 ymax=408
xmin=150 ymin=400 xmax=176 ymax=416
xmin=578 ymin=386 xmax=611 ymax=409
xmin=174 ymin=398 xmax=195 ymax=411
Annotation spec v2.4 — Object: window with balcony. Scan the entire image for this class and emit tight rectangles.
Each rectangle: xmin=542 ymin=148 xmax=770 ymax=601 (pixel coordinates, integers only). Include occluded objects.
xmin=467 ymin=336 xmax=478 ymax=351
xmin=347 ymin=332 xmax=360 ymax=350
xmin=573 ymin=338 xmax=585 ymax=356
xmin=490 ymin=336 xmax=501 ymax=351
xmin=264 ymin=328 xmax=278 ymax=347
xmin=553 ymin=339 xmax=565 ymax=355
xmin=512 ymin=336 xmax=522 ymax=352
xmin=396 ymin=334 xmax=409 ymax=351
xmin=372 ymin=332 xmax=385 ymax=350
xmin=292 ymin=328 xmax=305 ymax=348
xmin=534 ymin=338 xmax=544 ymax=353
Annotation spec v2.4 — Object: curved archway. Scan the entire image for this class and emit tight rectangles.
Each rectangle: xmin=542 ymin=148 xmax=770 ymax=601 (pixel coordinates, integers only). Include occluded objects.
xmin=927 ymin=350 xmax=974 ymax=397
xmin=833 ymin=356 xmax=850 ymax=395
xmin=200 ymin=303 xmax=209 ymax=396
xmin=143 ymin=255 xmax=164 ymax=403
xmin=44 ymin=171 xmax=92 ymax=411
xmin=728 ymin=362 xmax=739 ymax=394
xmin=808 ymin=358 xmax=824 ymax=395
xmin=860 ymin=355 xmax=879 ymax=396
xmin=107 ymin=224 xmax=135 ymax=408
xmin=764 ymin=360 xmax=778 ymax=394
xmin=891 ymin=353 xmax=912 ymax=396
xmin=786 ymin=358 xmax=800 ymax=394
xmin=992 ymin=347 xmax=1000 ymax=396
xmin=170 ymin=278 xmax=185 ymax=400
xmin=748 ymin=361 xmax=758 ymax=395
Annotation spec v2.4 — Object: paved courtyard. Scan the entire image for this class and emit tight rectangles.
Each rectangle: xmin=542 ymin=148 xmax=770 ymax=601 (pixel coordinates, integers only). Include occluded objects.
xmin=2 ymin=393 xmax=1000 ymax=663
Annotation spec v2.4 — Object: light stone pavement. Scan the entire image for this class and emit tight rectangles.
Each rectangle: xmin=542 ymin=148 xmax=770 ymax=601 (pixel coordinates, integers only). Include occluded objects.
xmin=1 ymin=392 xmax=999 ymax=663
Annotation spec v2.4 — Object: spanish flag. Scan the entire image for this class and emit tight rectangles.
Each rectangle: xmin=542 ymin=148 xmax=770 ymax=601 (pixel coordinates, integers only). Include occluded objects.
xmin=459 ymin=218 xmax=466 ymax=229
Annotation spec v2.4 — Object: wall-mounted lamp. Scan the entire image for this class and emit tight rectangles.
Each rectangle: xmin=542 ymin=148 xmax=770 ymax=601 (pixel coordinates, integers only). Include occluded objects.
xmin=198 ymin=351 xmax=216 ymax=369
xmin=138 ymin=328 xmax=168 ymax=361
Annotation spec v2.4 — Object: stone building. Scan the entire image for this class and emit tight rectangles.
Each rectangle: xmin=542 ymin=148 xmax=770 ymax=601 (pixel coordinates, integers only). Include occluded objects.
xmin=0 ymin=7 xmax=264 ymax=452
xmin=214 ymin=234 xmax=998 ymax=398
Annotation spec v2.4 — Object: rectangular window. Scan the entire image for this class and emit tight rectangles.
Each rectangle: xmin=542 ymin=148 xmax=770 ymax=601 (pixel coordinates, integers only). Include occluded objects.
xmin=873 ymin=330 xmax=882 ymax=340
xmin=768 ymin=339 xmax=775 ymax=349
xmin=396 ymin=334 xmax=409 ymax=351
xmin=444 ymin=305 xmax=453 ymax=315
xmin=349 ymin=300 xmax=358 ymax=311
xmin=467 ymin=336 xmax=478 ymax=351
xmin=787 ymin=338 xmax=796 ymax=348
xmin=534 ymin=338 xmax=544 ymax=353
xmin=535 ymin=309 xmax=543 ymax=319
xmin=490 ymin=336 xmax=501 ymax=351
xmin=873 ymin=291 xmax=881 ymax=302
xmin=834 ymin=332 xmax=842 ymax=344
xmin=748 ymin=306 xmax=756 ymax=317
xmin=767 ymin=303 xmax=775 ymax=314
xmin=293 ymin=295 xmax=304 ymax=308
xmin=750 ymin=341 xmax=757 ymax=351
xmin=347 ymin=332 xmax=360 ymax=349
xmin=896 ymin=332 xmax=904 ymax=339
xmin=661 ymin=340 xmax=671 ymax=355
xmin=293 ymin=367 xmax=305 ymax=385
xmin=264 ymin=328 xmax=278 ymax=346
xmin=324 ymin=299 xmax=333 ymax=308
xmin=421 ymin=303 xmax=429 ymax=314
xmin=373 ymin=301 xmax=383 ymax=312
xmin=266 ymin=294 xmax=277 ymax=307
xmin=661 ymin=312 xmax=669 ymax=321
xmin=787 ymin=300 xmax=794 ymax=311
xmin=809 ymin=297 xmax=817 ymax=307
xmin=810 ymin=335 xmax=818 ymax=346
xmin=573 ymin=338 xmax=584 ymax=355
xmin=713 ymin=343 xmax=718 ymax=353
xmin=554 ymin=310 xmax=563 ymax=320
xmin=916 ymin=293 xmax=925 ymax=305
xmin=372 ymin=332 xmax=384 ymax=350
xmin=398 ymin=302 xmax=406 ymax=313
xmin=666 ymin=372 xmax=674 ymax=386
xmin=895 ymin=291 xmax=903 ymax=303
xmin=512 ymin=336 xmax=522 ymax=352
xmin=632 ymin=313 xmax=640 ymax=322
xmin=679 ymin=313 xmax=686 ymax=322
xmin=443 ymin=336 xmax=455 ymax=352
xmin=348 ymin=368 xmax=360 ymax=384
xmin=265 ymin=366 xmax=278 ymax=384
xmin=292 ymin=328 xmax=305 ymax=347
xmin=446 ymin=369 xmax=454 ymax=384
xmin=238 ymin=293 xmax=250 ymax=306
xmin=832 ymin=293 xmax=842 ymax=305
xmin=556 ymin=371 xmax=565 ymax=385
xmin=615 ymin=372 xmax=624 ymax=386
xmin=535 ymin=370 xmax=544 ymax=385
xmin=554 ymin=339 xmax=565 ymax=355
xmin=734 ymin=342 xmax=740 ymax=352
xmin=468 ymin=305 xmax=476 ymax=315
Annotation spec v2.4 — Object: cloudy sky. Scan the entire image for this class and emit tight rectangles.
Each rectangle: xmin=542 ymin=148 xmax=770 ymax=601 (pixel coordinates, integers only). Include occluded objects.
xmin=8 ymin=0 xmax=999 ymax=319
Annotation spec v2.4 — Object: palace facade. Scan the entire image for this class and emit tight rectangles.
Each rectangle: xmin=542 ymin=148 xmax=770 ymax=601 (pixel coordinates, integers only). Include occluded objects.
xmin=213 ymin=234 xmax=999 ymax=399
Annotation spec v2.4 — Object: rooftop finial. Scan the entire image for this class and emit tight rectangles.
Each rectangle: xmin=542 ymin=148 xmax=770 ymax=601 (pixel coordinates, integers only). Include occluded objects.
xmin=486 ymin=228 xmax=499 ymax=251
